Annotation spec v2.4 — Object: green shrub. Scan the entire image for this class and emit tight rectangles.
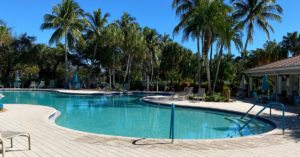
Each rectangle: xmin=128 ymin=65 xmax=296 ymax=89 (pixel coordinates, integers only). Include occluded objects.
xmin=205 ymin=93 xmax=229 ymax=102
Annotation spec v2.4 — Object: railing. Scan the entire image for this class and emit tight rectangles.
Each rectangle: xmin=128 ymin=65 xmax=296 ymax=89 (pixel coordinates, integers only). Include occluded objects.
xmin=241 ymin=93 xmax=272 ymax=119
xmin=239 ymin=102 xmax=285 ymax=134
xmin=169 ymin=103 xmax=175 ymax=143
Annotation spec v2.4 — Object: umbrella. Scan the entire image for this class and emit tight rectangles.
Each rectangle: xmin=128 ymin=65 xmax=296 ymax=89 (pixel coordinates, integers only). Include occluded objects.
xmin=15 ymin=70 xmax=20 ymax=81
xmin=240 ymin=76 xmax=245 ymax=89
xmin=261 ymin=75 xmax=268 ymax=92
xmin=74 ymin=72 xmax=78 ymax=83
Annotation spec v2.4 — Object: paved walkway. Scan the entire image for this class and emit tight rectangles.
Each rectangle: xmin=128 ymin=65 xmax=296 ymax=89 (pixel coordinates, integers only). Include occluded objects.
xmin=0 ymin=91 xmax=300 ymax=156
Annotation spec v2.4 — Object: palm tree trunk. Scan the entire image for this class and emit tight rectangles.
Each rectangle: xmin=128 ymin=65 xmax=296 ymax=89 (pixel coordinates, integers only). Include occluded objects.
xmin=127 ymin=56 xmax=133 ymax=90
xmin=209 ymin=43 xmax=213 ymax=66
xmin=87 ymin=41 xmax=99 ymax=88
xmin=123 ymin=54 xmax=131 ymax=83
xmin=64 ymin=34 xmax=69 ymax=87
xmin=213 ymin=44 xmax=224 ymax=93
xmin=109 ymin=68 xmax=112 ymax=89
xmin=151 ymin=59 xmax=154 ymax=82
xmin=238 ymin=35 xmax=249 ymax=77
xmin=204 ymin=31 xmax=212 ymax=92
xmin=197 ymin=35 xmax=202 ymax=89
xmin=112 ymin=49 xmax=116 ymax=88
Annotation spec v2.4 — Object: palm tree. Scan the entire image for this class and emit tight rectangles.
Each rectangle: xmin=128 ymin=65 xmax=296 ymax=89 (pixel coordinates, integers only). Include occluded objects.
xmin=116 ymin=12 xmax=140 ymax=85
xmin=231 ymin=0 xmax=283 ymax=76
xmin=172 ymin=0 xmax=203 ymax=90
xmin=41 ymin=0 xmax=85 ymax=87
xmin=123 ymin=23 xmax=146 ymax=88
xmin=85 ymin=8 xmax=110 ymax=86
xmin=143 ymin=27 xmax=161 ymax=82
xmin=281 ymin=31 xmax=300 ymax=56
xmin=0 ymin=24 xmax=11 ymax=47
xmin=213 ymin=18 xmax=243 ymax=93
xmin=104 ymin=23 xmax=124 ymax=88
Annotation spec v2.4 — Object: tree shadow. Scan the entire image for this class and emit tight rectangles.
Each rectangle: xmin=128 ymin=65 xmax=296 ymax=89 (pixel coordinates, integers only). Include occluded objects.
xmin=132 ymin=138 xmax=173 ymax=145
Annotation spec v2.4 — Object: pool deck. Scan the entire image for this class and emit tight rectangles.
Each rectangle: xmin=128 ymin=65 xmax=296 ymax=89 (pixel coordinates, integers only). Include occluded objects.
xmin=1 ymin=89 xmax=300 ymax=156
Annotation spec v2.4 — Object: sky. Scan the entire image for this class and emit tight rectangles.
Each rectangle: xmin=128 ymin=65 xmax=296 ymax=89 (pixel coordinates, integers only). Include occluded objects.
xmin=0 ymin=0 xmax=300 ymax=57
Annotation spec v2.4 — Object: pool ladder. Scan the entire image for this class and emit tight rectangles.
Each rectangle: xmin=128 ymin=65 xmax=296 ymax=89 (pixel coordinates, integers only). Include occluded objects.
xmin=239 ymin=102 xmax=285 ymax=134
xmin=169 ymin=103 xmax=175 ymax=143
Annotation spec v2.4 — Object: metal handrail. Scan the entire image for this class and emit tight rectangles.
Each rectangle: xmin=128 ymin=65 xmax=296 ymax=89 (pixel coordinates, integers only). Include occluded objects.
xmin=239 ymin=102 xmax=285 ymax=134
xmin=241 ymin=99 xmax=260 ymax=119
xmin=169 ymin=103 xmax=175 ymax=143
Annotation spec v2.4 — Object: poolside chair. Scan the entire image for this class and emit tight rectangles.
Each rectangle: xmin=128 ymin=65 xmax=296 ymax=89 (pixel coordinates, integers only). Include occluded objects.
xmin=172 ymin=87 xmax=189 ymax=99
xmin=238 ymin=89 xmax=244 ymax=99
xmin=0 ymin=130 xmax=31 ymax=157
xmin=294 ymin=96 xmax=300 ymax=119
xmin=48 ymin=80 xmax=55 ymax=88
xmin=178 ymin=87 xmax=194 ymax=100
xmin=0 ymin=81 xmax=4 ymax=88
xmin=193 ymin=88 xmax=206 ymax=102
xmin=115 ymin=83 xmax=120 ymax=90
xmin=123 ymin=84 xmax=129 ymax=91
xmin=37 ymin=81 xmax=45 ymax=88
xmin=13 ymin=82 xmax=20 ymax=88
xmin=29 ymin=81 xmax=36 ymax=88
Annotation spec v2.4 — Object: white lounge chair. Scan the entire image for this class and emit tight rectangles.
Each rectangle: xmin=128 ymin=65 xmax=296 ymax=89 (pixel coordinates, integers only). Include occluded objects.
xmin=29 ymin=81 xmax=36 ymax=88
xmin=193 ymin=88 xmax=206 ymax=102
xmin=0 ymin=81 xmax=4 ymax=88
xmin=0 ymin=130 xmax=31 ymax=157
xmin=172 ymin=87 xmax=189 ymax=99
xmin=37 ymin=81 xmax=45 ymax=88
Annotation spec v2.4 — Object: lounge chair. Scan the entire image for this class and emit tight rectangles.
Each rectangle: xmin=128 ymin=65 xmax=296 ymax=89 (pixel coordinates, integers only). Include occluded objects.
xmin=0 ymin=81 xmax=4 ymax=88
xmin=48 ymin=80 xmax=55 ymax=88
xmin=13 ymin=82 xmax=20 ymax=88
xmin=193 ymin=88 xmax=206 ymax=102
xmin=37 ymin=81 xmax=45 ymax=88
xmin=172 ymin=87 xmax=189 ymax=99
xmin=29 ymin=81 xmax=36 ymax=88
xmin=177 ymin=87 xmax=194 ymax=100
xmin=123 ymin=84 xmax=129 ymax=91
xmin=115 ymin=83 xmax=120 ymax=90
xmin=0 ymin=130 xmax=31 ymax=157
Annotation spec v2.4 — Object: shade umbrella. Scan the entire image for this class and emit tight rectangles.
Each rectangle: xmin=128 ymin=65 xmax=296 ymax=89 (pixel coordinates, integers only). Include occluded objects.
xmin=240 ymin=76 xmax=245 ymax=89
xmin=261 ymin=75 xmax=268 ymax=92
xmin=74 ymin=72 xmax=78 ymax=83
xmin=15 ymin=70 xmax=20 ymax=81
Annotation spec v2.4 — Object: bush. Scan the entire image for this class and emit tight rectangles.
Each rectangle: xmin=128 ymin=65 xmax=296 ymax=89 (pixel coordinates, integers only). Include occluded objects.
xmin=205 ymin=93 xmax=229 ymax=102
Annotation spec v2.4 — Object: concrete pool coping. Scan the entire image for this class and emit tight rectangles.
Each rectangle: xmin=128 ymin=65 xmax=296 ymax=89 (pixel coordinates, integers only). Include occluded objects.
xmin=1 ymin=89 xmax=300 ymax=156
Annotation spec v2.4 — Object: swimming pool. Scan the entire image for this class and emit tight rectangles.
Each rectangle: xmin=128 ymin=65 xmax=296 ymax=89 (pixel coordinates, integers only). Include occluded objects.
xmin=0 ymin=91 xmax=275 ymax=139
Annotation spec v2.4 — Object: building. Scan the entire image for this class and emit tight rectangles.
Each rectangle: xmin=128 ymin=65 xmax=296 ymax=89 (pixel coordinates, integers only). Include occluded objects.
xmin=246 ymin=55 xmax=300 ymax=103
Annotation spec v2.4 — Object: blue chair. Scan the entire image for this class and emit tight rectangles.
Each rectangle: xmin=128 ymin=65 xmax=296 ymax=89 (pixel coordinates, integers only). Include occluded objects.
xmin=269 ymin=92 xmax=275 ymax=102
xmin=294 ymin=96 xmax=300 ymax=119
xmin=14 ymin=82 xmax=20 ymax=88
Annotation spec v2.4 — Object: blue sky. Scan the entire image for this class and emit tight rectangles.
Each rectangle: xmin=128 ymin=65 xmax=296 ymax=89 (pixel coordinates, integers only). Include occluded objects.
xmin=0 ymin=0 xmax=299 ymax=57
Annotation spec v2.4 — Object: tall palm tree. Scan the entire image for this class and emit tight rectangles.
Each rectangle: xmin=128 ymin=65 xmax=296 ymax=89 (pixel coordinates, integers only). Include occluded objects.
xmin=196 ymin=0 xmax=232 ymax=92
xmin=123 ymin=23 xmax=146 ymax=88
xmin=85 ymin=8 xmax=110 ymax=86
xmin=281 ymin=31 xmax=300 ymax=56
xmin=116 ymin=12 xmax=139 ymax=85
xmin=41 ymin=0 xmax=85 ymax=86
xmin=105 ymin=23 xmax=124 ymax=88
xmin=0 ymin=24 xmax=11 ymax=47
xmin=231 ymin=0 xmax=283 ymax=76
xmin=172 ymin=0 xmax=203 ymax=90
xmin=213 ymin=18 xmax=243 ymax=93
xmin=143 ymin=27 xmax=161 ymax=82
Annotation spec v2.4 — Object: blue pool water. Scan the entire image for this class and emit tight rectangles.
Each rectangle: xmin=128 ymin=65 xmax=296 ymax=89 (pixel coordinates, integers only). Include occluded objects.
xmin=0 ymin=91 xmax=275 ymax=139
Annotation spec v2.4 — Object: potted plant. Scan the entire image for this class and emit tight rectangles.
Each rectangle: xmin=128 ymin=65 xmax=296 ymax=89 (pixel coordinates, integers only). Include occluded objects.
xmin=224 ymin=86 xmax=231 ymax=99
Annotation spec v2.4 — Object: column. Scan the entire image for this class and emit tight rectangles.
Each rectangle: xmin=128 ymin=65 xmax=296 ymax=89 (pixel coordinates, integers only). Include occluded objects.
xmin=248 ymin=77 xmax=253 ymax=97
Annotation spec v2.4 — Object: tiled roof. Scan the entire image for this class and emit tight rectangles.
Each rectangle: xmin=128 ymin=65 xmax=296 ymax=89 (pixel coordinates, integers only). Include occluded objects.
xmin=247 ymin=55 xmax=300 ymax=72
